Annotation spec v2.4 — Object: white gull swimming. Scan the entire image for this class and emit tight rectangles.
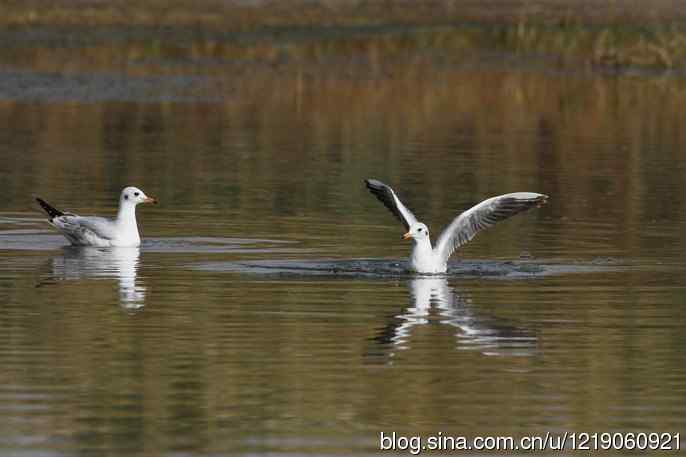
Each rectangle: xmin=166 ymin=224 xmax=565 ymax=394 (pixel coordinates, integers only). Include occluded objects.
xmin=364 ymin=179 xmax=548 ymax=274
xmin=36 ymin=186 xmax=157 ymax=247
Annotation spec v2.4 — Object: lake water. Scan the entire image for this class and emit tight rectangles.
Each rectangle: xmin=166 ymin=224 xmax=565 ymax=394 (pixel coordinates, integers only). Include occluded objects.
xmin=0 ymin=23 xmax=685 ymax=456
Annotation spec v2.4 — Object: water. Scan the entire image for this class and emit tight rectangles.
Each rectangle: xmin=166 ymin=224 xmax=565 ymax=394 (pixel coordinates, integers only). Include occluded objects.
xmin=1 ymin=21 xmax=686 ymax=456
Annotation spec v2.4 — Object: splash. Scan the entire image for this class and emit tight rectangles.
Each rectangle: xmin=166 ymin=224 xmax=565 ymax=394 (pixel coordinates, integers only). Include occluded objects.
xmin=191 ymin=258 xmax=618 ymax=279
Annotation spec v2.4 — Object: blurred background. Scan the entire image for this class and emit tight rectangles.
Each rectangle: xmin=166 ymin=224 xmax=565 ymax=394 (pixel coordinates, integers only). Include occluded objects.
xmin=1 ymin=1 xmax=685 ymax=456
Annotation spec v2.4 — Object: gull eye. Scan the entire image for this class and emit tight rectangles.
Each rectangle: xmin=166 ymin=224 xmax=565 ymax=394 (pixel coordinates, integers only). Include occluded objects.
xmin=134 ymin=192 xmax=140 ymax=197
xmin=418 ymin=228 xmax=422 ymax=232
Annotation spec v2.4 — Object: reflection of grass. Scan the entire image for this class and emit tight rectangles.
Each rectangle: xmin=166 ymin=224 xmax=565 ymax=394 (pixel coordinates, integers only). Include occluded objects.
xmin=3 ymin=1 xmax=686 ymax=69
xmin=509 ymin=20 xmax=686 ymax=69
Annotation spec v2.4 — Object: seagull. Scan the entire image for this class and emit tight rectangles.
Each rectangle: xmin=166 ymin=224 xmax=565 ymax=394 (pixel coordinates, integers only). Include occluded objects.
xmin=364 ymin=179 xmax=548 ymax=273
xmin=35 ymin=186 xmax=158 ymax=247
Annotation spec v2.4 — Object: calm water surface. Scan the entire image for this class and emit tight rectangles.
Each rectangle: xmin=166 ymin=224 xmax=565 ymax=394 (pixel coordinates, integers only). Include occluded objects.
xmin=0 ymin=23 xmax=685 ymax=456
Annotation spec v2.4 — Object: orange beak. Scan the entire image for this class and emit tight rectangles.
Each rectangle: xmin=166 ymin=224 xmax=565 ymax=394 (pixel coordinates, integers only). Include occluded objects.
xmin=143 ymin=197 xmax=158 ymax=204
xmin=402 ymin=231 xmax=412 ymax=240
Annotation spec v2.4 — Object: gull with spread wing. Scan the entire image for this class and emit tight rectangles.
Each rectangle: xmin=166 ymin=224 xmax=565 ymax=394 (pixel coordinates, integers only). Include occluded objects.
xmin=36 ymin=186 xmax=158 ymax=247
xmin=365 ymin=179 xmax=548 ymax=273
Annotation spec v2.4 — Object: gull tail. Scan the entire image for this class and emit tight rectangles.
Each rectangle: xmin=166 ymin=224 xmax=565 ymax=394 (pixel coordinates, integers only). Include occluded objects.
xmin=36 ymin=197 xmax=64 ymax=220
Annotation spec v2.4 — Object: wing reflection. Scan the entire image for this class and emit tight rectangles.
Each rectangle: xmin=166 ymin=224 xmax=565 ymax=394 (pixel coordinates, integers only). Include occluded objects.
xmin=41 ymin=247 xmax=146 ymax=312
xmin=372 ymin=277 xmax=537 ymax=359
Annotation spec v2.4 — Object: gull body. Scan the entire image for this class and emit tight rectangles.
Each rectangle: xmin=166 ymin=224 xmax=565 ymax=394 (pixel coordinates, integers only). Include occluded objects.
xmin=365 ymin=179 xmax=548 ymax=274
xmin=36 ymin=186 xmax=157 ymax=247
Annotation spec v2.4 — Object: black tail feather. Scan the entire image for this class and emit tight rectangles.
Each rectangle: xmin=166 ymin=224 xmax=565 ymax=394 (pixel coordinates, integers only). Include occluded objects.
xmin=36 ymin=197 xmax=63 ymax=220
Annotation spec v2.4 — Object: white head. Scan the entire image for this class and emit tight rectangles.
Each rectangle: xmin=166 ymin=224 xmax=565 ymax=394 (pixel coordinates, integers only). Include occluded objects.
xmin=120 ymin=186 xmax=157 ymax=206
xmin=402 ymin=222 xmax=430 ymax=242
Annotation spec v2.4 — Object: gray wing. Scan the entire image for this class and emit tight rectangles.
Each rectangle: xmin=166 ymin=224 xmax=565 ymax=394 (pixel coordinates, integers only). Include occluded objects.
xmin=434 ymin=192 xmax=548 ymax=261
xmin=53 ymin=215 xmax=118 ymax=241
xmin=75 ymin=216 xmax=119 ymax=239
xmin=364 ymin=179 xmax=418 ymax=231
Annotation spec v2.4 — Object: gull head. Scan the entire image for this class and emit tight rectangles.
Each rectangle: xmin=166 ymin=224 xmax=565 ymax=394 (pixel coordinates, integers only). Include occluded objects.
xmin=402 ymin=222 xmax=429 ymax=242
xmin=120 ymin=186 xmax=158 ymax=206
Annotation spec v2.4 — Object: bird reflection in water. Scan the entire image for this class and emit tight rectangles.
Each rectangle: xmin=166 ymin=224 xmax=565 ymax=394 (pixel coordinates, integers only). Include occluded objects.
xmin=41 ymin=247 xmax=146 ymax=312
xmin=371 ymin=277 xmax=537 ymax=360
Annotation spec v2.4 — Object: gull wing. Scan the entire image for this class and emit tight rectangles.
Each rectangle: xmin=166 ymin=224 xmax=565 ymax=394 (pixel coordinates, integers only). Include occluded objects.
xmin=364 ymin=179 xmax=418 ymax=231
xmin=74 ymin=216 xmax=119 ymax=240
xmin=53 ymin=215 xmax=118 ymax=242
xmin=434 ymin=192 xmax=548 ymax=261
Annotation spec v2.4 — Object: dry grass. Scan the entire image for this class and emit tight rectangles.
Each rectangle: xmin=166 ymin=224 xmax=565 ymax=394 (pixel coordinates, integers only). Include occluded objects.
xmin=1 ymin=0 xmax=686 ymax=27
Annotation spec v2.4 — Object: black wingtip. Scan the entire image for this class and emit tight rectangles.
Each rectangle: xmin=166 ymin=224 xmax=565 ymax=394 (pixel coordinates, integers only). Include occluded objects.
xmin=537 ymin=194 xmax=549 ymax=208
xmin=364 ymin=178 xmax=384 ymax=191
xmin=36 ymin=197 xmax=63 ymax=220
xmin=364 ymin=179 xmax=386 ymax=196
